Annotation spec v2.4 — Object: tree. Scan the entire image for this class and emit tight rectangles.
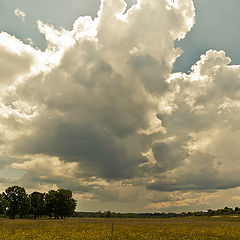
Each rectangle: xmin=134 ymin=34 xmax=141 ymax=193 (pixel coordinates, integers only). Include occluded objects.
xmin=29 ymin=192 xmax=45 ymax=219
xmin=3 ymin=185 xmax=30 ymax=219
xmin=0 ymin=193 xmax=8 ymax=215
xmin=45 ymin=189 xmax=77 ymax=219
xmin=103 ymin=210 xmax=112 ymax=218
xmin=57 ymin=189 xmax=77 ymax=218
xmin=45 ymin=190 xmax=57 ymax=219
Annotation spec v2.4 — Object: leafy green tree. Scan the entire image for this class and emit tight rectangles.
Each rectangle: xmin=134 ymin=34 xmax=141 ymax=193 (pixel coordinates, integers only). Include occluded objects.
xmin=0 ymin=193 xmax=8 ymax=215
xmin=57 ymin=189 xmax=77 ymax=218
xmin=29 ymin=192 xmax=45 ymax=219
xmin=3 ymin=185 xmax=30 ymax=219
xmin=45 ymin=190 xmax=57 ymax=219
xmin=103 ymin=210 xmax=112 ymax=218
xmin=45 ymin=189 xmax=77 ymax=219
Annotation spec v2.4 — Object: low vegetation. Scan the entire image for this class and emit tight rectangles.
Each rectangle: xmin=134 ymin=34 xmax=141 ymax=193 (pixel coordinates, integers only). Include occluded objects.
xmin=0 ymin=217 xmax=240 ymax=239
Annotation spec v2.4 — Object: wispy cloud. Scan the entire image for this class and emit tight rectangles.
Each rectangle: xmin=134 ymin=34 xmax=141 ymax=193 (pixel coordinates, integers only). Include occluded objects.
xmin=14 ymin=8 xmax=26 ymax=22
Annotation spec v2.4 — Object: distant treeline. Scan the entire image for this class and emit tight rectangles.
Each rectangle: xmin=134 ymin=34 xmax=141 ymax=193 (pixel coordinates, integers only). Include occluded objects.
xmin=0 ymin=185 xmax=76 ymax=219
xmin=74 ymin=207 xmax=240 ymax=218
xmin=1 ymin=185 xmax=239 ymax=220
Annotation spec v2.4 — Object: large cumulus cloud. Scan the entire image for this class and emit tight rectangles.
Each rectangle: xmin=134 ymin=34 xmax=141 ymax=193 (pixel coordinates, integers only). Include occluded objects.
xmin=7 ymin=0 xmax=195 ymax=181
xmin=1 ymin=0 xmax=240 ymax=212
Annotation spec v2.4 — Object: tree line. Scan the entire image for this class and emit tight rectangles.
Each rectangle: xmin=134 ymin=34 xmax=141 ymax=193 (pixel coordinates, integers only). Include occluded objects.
xmin=74 ymin=207 xmax=240 ymax=219
xmin=0 ymin=185 xmax=77 ymax=219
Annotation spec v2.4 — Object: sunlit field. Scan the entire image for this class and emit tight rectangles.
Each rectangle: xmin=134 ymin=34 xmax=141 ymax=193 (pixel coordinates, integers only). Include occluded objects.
xmin=1 ymin=216 xmax=240 ymax=239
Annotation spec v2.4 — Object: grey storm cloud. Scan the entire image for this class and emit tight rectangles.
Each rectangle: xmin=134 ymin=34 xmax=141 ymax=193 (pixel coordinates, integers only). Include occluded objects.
xmin=10 ymin=0 xmax=195 ymax=184
xmin=152 ymin=140 xmax=189 ymax=172
xmin=1 ymin=0 xmax=240 ymax=211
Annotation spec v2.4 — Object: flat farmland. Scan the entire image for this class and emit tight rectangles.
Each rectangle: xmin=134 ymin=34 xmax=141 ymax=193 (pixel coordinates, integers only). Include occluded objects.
xmin=1 ymin=217 xmax=240 ymax=239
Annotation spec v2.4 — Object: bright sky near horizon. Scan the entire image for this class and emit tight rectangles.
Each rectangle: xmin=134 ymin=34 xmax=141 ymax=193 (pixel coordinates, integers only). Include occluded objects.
xmin=0 ymin=0 xmax=240 ymax=213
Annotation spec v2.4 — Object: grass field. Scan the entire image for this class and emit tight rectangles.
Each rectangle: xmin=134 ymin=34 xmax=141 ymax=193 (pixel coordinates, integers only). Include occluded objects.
xmin=1 ymin=216 xmax=240 ymax=239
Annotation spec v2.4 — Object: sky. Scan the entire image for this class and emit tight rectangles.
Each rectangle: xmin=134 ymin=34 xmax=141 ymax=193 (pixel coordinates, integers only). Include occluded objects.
xmin=0 ymin=0 xmax=240 ymax=213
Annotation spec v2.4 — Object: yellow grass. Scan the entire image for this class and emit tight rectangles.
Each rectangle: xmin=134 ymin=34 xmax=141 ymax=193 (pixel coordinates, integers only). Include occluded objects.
xmin=0 ymin=216 xmax=240 ymax=239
